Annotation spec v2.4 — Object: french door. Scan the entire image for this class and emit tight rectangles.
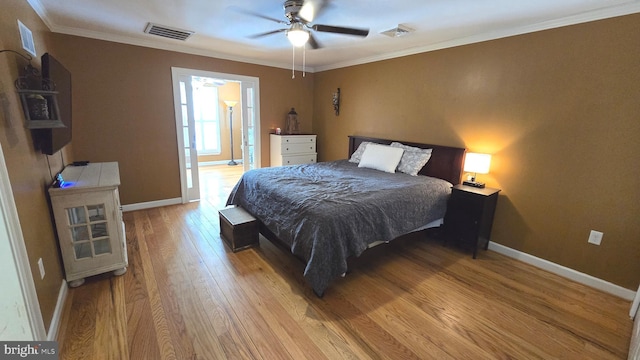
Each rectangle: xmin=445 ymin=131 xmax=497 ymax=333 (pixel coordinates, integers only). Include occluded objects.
xmin=171 ymin=68 xmax=261 ymax=202
xmin=175 ymin=74 xmax=199 ymax=201
xmin=241 ymin=80 xmax=258 ymax=172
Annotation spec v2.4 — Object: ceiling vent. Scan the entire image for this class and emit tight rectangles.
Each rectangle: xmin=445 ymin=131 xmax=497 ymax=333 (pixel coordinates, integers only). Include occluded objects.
xmin=380 ymin=24 xmax=414 ymax=38
xmin=144 ymin=23 xmax=194 ymax=41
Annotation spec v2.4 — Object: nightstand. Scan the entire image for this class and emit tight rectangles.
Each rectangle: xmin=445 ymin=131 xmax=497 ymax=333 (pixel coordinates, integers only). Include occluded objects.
xmin=443 ymin=184 xmax=500 ymax=258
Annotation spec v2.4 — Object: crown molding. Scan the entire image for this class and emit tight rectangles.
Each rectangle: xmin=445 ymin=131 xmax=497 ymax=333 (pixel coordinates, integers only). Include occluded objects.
xmin=26 ymin=0 xmax=53 ymax=30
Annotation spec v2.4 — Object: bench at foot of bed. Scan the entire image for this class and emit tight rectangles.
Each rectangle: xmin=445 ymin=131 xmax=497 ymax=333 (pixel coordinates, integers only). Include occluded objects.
xmin=219 ymin=206 xmax=259 ymax=252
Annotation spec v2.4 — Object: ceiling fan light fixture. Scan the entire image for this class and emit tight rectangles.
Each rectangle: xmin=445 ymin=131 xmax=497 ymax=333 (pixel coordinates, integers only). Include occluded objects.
xmin=286 ymin=23 xmax=310 ymax=47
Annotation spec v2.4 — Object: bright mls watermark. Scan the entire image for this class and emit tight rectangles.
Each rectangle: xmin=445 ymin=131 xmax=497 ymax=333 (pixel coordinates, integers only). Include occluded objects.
xmin=1 ymin=342 xmax=58 ymax=359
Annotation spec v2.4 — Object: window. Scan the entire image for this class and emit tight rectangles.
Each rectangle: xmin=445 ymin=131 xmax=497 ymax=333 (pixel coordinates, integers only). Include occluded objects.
xmin=192 ymin=77 xmax=221 ymax=155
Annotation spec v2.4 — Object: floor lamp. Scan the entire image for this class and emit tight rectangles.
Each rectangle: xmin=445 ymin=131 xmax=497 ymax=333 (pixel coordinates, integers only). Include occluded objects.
xmin=224 ymin=100 xmax=238 ymax=166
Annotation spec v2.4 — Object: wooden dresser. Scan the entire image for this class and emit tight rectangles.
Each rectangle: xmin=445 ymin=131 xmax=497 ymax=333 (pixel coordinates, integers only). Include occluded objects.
xmin=270 ymin=134 xmax=317 ymax=166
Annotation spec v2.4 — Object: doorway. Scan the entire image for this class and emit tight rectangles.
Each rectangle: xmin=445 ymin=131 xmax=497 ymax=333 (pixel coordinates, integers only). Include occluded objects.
xmin=0 ymin=143 xmax=46 ymax=340
xmin=171 ymin=68 xmax=261 ymax=203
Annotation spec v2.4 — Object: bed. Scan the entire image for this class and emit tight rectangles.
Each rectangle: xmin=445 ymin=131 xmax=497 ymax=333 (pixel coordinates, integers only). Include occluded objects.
xmin=226 ymin=135 xmax=466 ymax=296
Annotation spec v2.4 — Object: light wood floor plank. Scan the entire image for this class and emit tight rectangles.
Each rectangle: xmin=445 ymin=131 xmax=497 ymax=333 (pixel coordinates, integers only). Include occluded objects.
xmin=56 ymin=165 xmax=633 ymax=359
xmin=123 ymin=220 xmax=162 ymax=360
xmin=59 ymin=281 xmax=99 ymax=359
xmin=92 ymin=276 xmax=128 ymax=360
xmin=135 ymin=212 xmax=198 ymax=360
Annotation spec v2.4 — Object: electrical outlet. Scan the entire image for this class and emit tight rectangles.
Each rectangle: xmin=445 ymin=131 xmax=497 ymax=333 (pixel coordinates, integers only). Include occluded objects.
xmin=37 ymin=258 xmax=45 ymax=279
xmin=588 ymin=230 xmax=603 ymax=245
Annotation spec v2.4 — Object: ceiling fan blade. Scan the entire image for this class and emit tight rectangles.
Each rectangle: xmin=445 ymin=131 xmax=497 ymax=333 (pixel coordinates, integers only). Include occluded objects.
xmin=308 ymin=33 xmax=321 ymax=49
xmin=229 ymin=6 xmax=288 ymax=25
xmin=248 ymin=29 xmax=287 ymax=39
xmin=312 ymin=24 xmax=369 ymax=37
xmin=299 ymin=0 xmax=329 ymax=23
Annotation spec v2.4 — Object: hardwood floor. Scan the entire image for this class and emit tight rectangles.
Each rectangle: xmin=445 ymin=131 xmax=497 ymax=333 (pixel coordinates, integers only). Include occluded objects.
xmin=57 ymin=164 xmax=633 ymax=359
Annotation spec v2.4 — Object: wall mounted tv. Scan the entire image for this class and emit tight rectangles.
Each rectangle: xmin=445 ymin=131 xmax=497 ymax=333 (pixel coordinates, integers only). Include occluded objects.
xmin=38 ymin=53 xmax=72 ymax=155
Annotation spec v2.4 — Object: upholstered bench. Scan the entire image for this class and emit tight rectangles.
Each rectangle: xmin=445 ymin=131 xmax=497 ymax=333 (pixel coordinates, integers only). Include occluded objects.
xmin=219 ymin=206 xmax=259 ymax=252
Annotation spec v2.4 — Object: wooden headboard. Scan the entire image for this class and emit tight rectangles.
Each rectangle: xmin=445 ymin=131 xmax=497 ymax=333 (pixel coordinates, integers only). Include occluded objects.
xmin=348 ymin=135 xmax=466 ymax=185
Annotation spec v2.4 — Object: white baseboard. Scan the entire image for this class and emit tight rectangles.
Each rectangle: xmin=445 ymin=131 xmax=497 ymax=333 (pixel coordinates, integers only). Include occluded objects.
xmin=47 ymin=280 xmax=68 ymax=341
xmin=121 ymin=197 xmax=182 ymax=212
xmin=488 ymin=242 xmax=636 ymax=301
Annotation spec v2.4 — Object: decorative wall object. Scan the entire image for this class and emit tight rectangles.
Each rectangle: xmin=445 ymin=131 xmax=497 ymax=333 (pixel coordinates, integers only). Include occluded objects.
xmin=333 ymin=88 xmax=340 ymax=116
xmin=285 ymin=107 xmax=300 ymax=134
xmin=1 ymin=49 xmax=64 ymax=129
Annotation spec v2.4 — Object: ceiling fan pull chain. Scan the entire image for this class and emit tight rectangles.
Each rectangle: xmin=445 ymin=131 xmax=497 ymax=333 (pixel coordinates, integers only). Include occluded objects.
xmin=292 ymin=45 xmax=296 ymax=79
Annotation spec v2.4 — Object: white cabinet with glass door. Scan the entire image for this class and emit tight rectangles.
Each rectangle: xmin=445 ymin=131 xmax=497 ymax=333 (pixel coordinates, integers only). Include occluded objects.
xmin=49 ymin=162 xmax=127 ymax=287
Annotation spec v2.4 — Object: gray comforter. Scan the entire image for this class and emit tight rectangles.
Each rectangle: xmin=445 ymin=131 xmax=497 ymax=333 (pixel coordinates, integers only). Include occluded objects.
xmin=226 ymin=160 xmax=452 ymax=295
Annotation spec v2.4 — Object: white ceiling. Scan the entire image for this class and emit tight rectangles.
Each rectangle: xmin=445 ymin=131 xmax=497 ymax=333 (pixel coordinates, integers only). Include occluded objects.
xmin=27 ymin=0 xmax=640 ymax=72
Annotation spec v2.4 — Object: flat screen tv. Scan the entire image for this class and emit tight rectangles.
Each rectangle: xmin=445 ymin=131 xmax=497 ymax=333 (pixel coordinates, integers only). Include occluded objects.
xmin=38 ymin=53 xmax=72 ymax=155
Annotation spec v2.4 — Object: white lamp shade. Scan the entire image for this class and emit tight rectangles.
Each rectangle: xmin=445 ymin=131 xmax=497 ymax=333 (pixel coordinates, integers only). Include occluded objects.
xmin=464 ymin=153 xmax=491 ymax=174
xmin=286 ymin=24 xmax=310 ymax=47
xmin=223 ymin=100 xmax=237 ymax=107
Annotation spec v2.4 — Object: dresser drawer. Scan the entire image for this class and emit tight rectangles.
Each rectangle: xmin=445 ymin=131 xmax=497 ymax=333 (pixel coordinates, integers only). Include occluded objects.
xmin=281 ymin=142 xmax=316 ymax=154
xmin=282 ymin=154 xmax=317 ymax=165
xmin=279 ymin=135 xmax=316 ymax=145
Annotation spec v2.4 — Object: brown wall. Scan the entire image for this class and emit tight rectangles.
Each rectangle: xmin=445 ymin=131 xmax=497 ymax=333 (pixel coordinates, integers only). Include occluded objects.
xmin=1 ymin=0 xmax=69 ymax=331
xmin=49 ymin=34 xmax=315 ymax=204
xmin=313 ymin=14 xmax=640 ymax=290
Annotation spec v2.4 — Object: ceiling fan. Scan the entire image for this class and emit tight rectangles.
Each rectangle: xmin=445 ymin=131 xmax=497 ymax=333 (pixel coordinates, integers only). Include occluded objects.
xmin=237 ymin=0 xmax=370 ymax=48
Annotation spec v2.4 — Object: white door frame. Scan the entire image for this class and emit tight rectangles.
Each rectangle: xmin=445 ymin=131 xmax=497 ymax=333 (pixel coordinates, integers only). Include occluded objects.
xmin=171 ymin=67 xmax=261 ymax=203
xmin=0 ymin=143 xmax=46 ymax=340
xmin=240 ymin=80 xmax=260 ymax=172
xmin=172 ymin=72 xmax=201 ymax=202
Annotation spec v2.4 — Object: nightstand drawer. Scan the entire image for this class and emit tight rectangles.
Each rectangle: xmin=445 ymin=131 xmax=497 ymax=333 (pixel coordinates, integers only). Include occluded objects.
xmin=448 ymin=190 xmax=484 ymax=220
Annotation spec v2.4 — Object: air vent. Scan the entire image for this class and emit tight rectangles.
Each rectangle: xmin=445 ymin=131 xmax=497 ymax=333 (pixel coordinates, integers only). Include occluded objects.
xmin=380 ymin=24 xmax=414 ymax=38
xmin=144 ymin=23 xmax=194 ymax=41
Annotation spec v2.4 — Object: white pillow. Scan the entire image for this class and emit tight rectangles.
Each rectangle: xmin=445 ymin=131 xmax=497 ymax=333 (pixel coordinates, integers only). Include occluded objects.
xmin=348 ymin=141 xmax=371 ymax=163
xmin=358 ymin=144 xmax=404 ymax=173
xmin=390 ymin=142 xmax=433 ymax=176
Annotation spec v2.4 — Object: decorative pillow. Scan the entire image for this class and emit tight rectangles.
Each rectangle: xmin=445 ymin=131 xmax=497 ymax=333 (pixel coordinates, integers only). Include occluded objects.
xmin=348 ymin=141 xmax=372 ymax=163
xmin=390 ymin=142 xmax=433 ymax=176
xmin=358 ymin=144 xmax=404 ymax=173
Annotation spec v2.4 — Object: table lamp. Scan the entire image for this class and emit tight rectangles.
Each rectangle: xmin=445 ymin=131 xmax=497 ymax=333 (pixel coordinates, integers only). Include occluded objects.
xmin=463 ymin=152 xmax=491 ymax=188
